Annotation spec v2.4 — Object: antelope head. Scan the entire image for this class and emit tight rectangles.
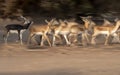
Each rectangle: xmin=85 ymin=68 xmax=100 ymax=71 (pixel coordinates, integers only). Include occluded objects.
xmin=114 ymin=18 xmax=119 ymax=22
xmin=81 ymin=16 xmax=91 ymax=29
xmin=45 ymin=18 xmax=56 ymax=34
xmin=59 ymin=19 xmax=67 ymax=26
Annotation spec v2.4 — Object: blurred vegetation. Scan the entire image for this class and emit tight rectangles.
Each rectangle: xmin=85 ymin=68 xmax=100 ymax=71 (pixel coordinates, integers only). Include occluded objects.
xmin=0 ymin=0 xmax=120 ymax=18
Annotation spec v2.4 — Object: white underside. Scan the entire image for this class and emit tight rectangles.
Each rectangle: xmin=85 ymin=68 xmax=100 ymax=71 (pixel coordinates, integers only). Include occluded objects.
xmin=98 ymin=31 xmax=109 ymax=34
xmin=9 ymin=30 xmax=18 ymax=34
xmin=59 ymin=31 xmax=70 ymax=34
xmin=95 ymin=31 xmax=118 ymax=37
xmin=97 ymin=31 xmax=115 ymax=35
xmin=34 ymin=32 xmax=44 ymax=35
xmin=55 ymin=31 xmax=70 ymax=35
xmin=9 ymin=29 xmax=26 ymax=34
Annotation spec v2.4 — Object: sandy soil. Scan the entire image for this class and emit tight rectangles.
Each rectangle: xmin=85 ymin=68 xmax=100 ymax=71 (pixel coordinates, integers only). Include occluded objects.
xmin=0 ymin=19 xmax=120 ymax=75
xmin=0 ymin=43 xmax=120 ymax=75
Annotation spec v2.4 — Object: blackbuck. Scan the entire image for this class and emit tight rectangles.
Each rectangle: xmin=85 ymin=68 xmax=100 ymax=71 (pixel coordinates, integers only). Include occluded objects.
xmin=91 ymin=19 xmax=120 ymax=45
xmin=49 ymin=20 xmax=89 ymax=46
xmin=3 ymin=16 xmax=33 ymax=45
xmin=27 ymin=19 xmax=55 ymax=47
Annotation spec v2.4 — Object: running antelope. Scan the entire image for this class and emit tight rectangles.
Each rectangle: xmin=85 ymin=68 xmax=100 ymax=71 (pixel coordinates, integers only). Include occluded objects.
xmin=50 ymin=20 xmax=88 ymax=46
xmin=91 ymin=19 xmax=120 ymax=45
xmin=80 ymin=16 xmax=96 ymax=43
xmin=64 ymin=20 xmax=84 ymax=43
xmin=27 ymin=19 xmax=55 ymax=47
xmin=3 ymin=16 xmax=33 ymax=45
xmin=98 ymin=18 xmax=120 ymax=43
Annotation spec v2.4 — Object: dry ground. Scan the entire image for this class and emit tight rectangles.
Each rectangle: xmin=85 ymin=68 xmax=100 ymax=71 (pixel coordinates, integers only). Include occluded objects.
xmin=0 ymin=43 xmax=120 ymax=75
xmin=0 ymin=19 xmax=120 ymax=75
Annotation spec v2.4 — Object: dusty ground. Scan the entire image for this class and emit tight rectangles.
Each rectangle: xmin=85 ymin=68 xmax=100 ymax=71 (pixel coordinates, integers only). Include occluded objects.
xmin=0 ymin=43 xmax=120 ymax=75
xmin=0 ymin=19 xmax=120 ymax=75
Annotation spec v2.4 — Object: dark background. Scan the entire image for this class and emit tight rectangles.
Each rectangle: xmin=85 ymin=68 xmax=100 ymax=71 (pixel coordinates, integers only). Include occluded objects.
xmin=0 ymin=0 xmax=120 ymax=19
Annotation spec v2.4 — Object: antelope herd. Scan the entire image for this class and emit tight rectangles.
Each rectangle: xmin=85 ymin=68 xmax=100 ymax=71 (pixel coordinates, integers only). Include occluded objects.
xmin=2 ymin=16 xmax=120 ymax=47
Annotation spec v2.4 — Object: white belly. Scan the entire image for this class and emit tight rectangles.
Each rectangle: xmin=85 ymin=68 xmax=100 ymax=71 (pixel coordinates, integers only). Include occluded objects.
xmin=59 ymin=31 xmax=70 ymax=35
xmin=35 ymin=32 xmax=43 ymax=35
xmin=99 ymin=31 xmax=109 ymax=34
xmin=9 ymin=29 xmax=26 ymax=34
xmin=9 ymin=30 xmax=18 ymax=34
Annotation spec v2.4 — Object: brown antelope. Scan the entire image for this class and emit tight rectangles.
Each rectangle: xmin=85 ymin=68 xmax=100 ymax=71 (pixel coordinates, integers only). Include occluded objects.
xmin=69 ymin=24 xmax=89 ymax=45
xmin=50 ymin=20 xmax=71 ymax=46
xmin=81 ymin=16 xmax=120 ymax=44
xmin=27 ymin=19 xmax=55 ymax=47
xmin=50 ymin=20 xmax=88 ymax=46
xmin=64 ymin=20 xmax=84 ymax=43
xmin=102 ymin=18 xmax=120 ymax=43
xmin=80 ymin=16 xmax=96 ymax=43
xmin=91 ymin=19 xmax=120 ymax=45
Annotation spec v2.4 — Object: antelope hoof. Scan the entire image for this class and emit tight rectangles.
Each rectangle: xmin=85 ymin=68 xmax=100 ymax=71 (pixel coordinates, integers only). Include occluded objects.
xmin=67 ymin=43 xmax=71 ymax=46
xmin=104 ymin=43 xmax=109 ymax=46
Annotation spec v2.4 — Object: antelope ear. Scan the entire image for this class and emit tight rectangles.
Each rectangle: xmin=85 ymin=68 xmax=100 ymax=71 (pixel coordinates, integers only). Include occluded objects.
xmin=50 ymin=18 xmax=56 ymax=23
xmin=20 ymin=15 xmax=24 ymax=18
xmin=87 ymin=16 xmax=92 ymax=19
xmin=59 ymin=19 xmax=63 ymax=23
xmin=45 ymin=19 xmax=49 ymax=23
xmin=64 ymin=19 xmax=68 ymax=23
xmin=52 ymin=18 xmax=56 ymax=21
xmin=64 ymin=22 xmax=68 ymax=25
xmin=31 ymin=21 xmax=34 ymax=24
xmin=103 ymin=18 xmax=106 ymax=21
xmin=53 ymin=19 xmax=59 ymax=25
xmin=80 ymin=16 xmax=84 ymax=19
xmin=114 ymin=18 xmax=119 ymax=22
